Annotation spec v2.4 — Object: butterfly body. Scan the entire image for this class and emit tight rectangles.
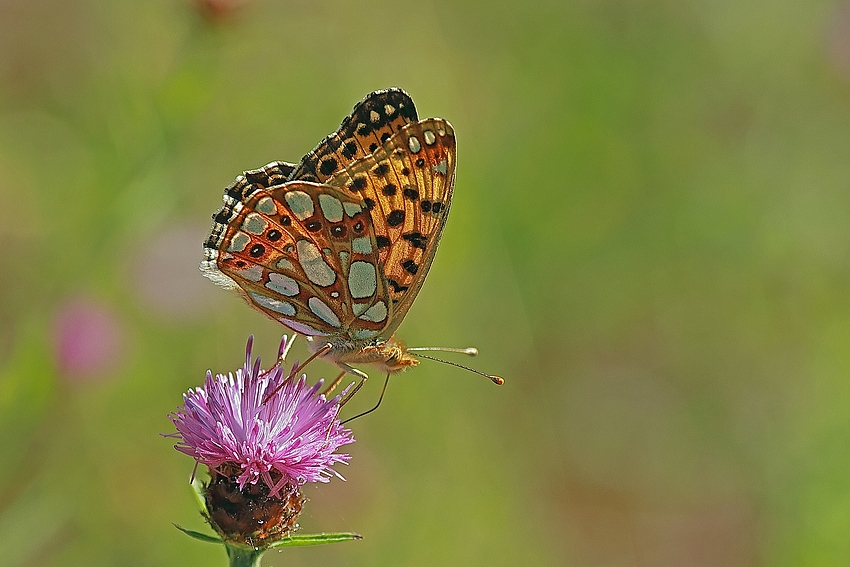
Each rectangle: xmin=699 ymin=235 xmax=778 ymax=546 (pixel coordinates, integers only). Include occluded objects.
xmin=306 ymin=335 xmax=419 ymax=377
xmin=202 ymin=90 xmax=455 ymax=380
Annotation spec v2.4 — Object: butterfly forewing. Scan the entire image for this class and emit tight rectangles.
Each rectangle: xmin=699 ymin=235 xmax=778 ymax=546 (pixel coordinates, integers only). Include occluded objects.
xmin=210 ymin=182 xmax=392 ymax=340
xmin=289 ymin=88 xmax=419 ymax=183
xmin=325 ymin=118 xmax=456 ymax=338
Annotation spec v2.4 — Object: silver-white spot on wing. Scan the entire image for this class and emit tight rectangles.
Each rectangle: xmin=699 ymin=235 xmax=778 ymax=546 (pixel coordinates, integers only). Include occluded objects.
xmin=251 ymin=292 xmax=296 ymax=316
xmin=242 ymin=213 xmax=268 ymax=235
xmin=343 ymin=202 xmax=362 ymax=217
xmin=358 ymin=301 xmax=387 ymax=323
xmin=348 ymin=261 xmax=377 ymax=299
xmin=284 ymin=191 xmax=315 ymax=221
xmin=296 ymin=240 xmax=336 ymax=287
xmin=352 ymin=236 xmax=372 ymax=254
xmin=308 ymin=296 xmax=341 ymax=327
xmin=256 ymin=197 xmax=277 ymax=215
xmin=228 ymin=232 xmax=250 ymax=253
xmin=318 ymin=194 xmax=344 ymax=222
xmin=280 ymin=319 xmax=329 ymax=337
xmin=266 ymin=273 xmax=300 ymax=296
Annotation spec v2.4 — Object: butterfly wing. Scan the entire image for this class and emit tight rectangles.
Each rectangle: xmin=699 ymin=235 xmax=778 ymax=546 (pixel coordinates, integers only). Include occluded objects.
xmin=202 ymin=181 xmax=393 ymax=340
xmin=202 ymin=90 xmax=454 ymax=344
xmin=204 ymin=161 xmax=297 ymax=253
xmin=325 ymin=118 xmax=456 ymax=338
xmin=288 ymin=88 xmax=419 ymax=183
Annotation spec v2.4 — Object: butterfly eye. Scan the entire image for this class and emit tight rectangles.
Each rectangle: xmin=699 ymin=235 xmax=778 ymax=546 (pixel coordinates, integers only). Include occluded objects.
xmin=281 ymin=216 xmax=292 ymax=226
xmin=331 ymin=225 xmax=347 ymax=238
xmin=249 ymin=244 xmax=265 ymax=258
xmin=267 ymin=230 xmax=282 ymax=242
xmin=353 ymin=221 xmax=364 ymax=233
xmin=306 ymin=220 xmax=322 ymax=232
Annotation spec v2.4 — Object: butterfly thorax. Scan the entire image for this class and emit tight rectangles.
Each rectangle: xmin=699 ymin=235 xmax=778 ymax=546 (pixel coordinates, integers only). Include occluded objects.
xmin=306 ymin=335 xmax=420 ymax=374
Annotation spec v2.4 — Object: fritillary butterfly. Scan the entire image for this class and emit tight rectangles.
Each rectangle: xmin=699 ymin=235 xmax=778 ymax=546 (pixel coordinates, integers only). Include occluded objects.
xmin=201 ymin=89 xmax=502 ymax=387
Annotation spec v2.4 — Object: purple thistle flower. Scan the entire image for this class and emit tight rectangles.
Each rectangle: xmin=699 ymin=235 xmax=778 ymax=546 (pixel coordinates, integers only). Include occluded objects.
xmin=170 ymin=335 xmax=354 ymax=498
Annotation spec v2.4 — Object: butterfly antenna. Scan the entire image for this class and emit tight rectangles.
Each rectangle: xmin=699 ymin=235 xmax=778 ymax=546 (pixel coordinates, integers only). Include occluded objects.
xmin=408 ymin=351 xmax=505 ymax=385
xmin=341 ymin=373 xmax=391 ymax=425
xmin=407 ymin=346 xmax=480 ymax=356
xmin=263 ymin=343 xmax=333 ymax=403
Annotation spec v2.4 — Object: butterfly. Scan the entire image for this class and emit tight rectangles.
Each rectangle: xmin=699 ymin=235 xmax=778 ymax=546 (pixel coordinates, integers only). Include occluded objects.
xmin=201 ymin=89 xmax=502 ymax=389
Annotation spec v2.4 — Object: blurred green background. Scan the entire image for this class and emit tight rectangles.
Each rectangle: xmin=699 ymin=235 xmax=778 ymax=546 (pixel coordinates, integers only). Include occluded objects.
xmin=2 ymin=0 xmax=850 ymax=565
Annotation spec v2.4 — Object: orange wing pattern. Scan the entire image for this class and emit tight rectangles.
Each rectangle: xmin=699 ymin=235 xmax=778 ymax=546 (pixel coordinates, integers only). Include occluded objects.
xmin=289 ymin=88 xmax=418 ymax=183
xmin=324 ymin=119 xmax=456 ymax=338
xmin=205 ymin=161 xmax=297 ymax=251
xmin=203 ymin=182 xmax=392 ymax=340
xmin=202 ymin=90 xmax=455 ymax=344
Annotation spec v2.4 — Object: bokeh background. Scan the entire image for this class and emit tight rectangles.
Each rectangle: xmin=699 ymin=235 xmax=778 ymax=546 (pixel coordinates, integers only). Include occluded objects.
xmin=2 ymin=0 xmax=850 ymax=565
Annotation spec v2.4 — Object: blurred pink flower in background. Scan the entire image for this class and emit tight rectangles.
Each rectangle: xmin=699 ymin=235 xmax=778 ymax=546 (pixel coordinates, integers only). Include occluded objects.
xmin=51 ymin=297 xmax=124 ymax=381
xmin=132 ymin=223 xmax=218 ymax=321
xmin=193 ymin=0 xmax=249 ymax=21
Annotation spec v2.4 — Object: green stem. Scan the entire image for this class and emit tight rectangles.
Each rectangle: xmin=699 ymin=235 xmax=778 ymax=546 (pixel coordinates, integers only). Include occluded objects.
xmin=226 ymin=544 xmax=264 ymax=567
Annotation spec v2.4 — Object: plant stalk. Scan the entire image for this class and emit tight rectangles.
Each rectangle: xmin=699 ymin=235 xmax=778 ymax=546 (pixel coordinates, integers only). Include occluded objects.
xmin=226 ymin=544 xmax=264 ymax=567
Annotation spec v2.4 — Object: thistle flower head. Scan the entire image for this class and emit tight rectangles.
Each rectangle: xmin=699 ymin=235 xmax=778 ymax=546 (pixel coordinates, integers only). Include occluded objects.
xmin=170 ymin=335 xmax=354 ymax=495
xmin=169 ymin=335 xmax=354 ymax=546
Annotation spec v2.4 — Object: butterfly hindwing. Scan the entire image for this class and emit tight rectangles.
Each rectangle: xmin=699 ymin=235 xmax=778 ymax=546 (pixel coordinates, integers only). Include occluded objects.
xmin=204 ymin=161 xmax=298 ymax=255
xmin=207 ymin=181 xmax=393 ymax=339
xmin=289 ymin=88 xmax=419 ymax=183
xmin=325 ymin=118 xmax=456 ymax=338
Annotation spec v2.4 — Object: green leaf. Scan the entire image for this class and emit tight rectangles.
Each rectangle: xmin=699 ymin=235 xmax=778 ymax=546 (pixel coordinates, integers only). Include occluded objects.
xmin=190 ymin=475 xmax=208 ymax=513
xmin=266 ymin=532 xmax=363 ymax=549
xmin=174 ymin=524 xmax=222 ymax=544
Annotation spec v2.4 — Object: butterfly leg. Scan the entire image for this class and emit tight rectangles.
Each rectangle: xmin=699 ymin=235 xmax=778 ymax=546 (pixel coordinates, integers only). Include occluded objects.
xmin=341 ymin=373 xmax=391 ymax=425
xmin=321 ymin=371 xmax=347 ymax=397
xmin=337 ymin=363 xmax=369 ymax=407
xmin=337 ymin=362 xmax=368 ymax=381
